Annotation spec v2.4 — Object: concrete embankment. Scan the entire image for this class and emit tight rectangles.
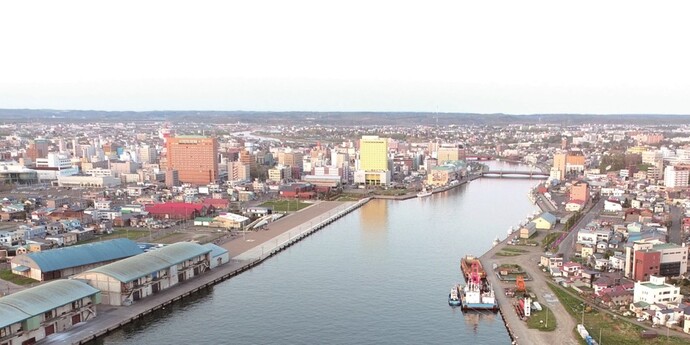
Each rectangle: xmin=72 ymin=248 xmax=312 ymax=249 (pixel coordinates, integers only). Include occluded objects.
xmin=372 ymin=176 xmax=476 ymax=201
xmin=53 ymin=199 xmax=370 ymax=345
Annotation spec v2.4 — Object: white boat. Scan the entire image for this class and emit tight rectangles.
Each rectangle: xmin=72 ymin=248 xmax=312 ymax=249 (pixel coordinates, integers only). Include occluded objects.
xmin=417 ymin=187 xmax=432 ymax=198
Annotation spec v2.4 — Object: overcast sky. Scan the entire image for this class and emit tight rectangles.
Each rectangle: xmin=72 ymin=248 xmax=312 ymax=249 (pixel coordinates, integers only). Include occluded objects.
xmin=1 ymin=1 xmax=689 ymax=114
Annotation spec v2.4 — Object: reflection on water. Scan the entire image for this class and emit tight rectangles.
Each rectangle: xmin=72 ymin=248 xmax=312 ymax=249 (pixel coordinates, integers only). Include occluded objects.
xmin=96 ymin=169 xmax=538 ymax=345
xmin=359 ymin=199 xmax=388 ymax=231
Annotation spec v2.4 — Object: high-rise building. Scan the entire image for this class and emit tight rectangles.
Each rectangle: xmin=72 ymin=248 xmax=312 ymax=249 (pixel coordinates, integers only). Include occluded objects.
xmin=26 ymin=139 xmax=50 ymax=161
xmin=552 ymin=152 xmax=566 ymax=180
xmin=278 ymin=150 xmax=304 ymax=169
xmin=239 ymin=149 xmax=253 ymax=165
xmin=359 ymin=136 xmax=388 ymax=171
xmin=227 ymin=161 xmax=250 ymax=182
xmin=165 ymin=169 xmax=179 ymax=187
xmin=166 ymin=136 xmax=218 ymax=185
xmin=437 ymin=143 xmax=465 ymax=162
xmin=552 ymin=151 xmax=586 ymax=180
xmin=138 ymin=145 xmax=158 ymax=164
xmin=354 ymin=136 xmax=390 ymax=185
xmin=663 ymin=165 xmax=690 ymax=189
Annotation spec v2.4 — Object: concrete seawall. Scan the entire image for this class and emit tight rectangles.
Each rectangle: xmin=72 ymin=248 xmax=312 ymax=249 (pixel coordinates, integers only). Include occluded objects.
xmin=372 ymin=175 xmax=477 ymax=201
xmin=58 ymin=198 xmax=371 ymax=345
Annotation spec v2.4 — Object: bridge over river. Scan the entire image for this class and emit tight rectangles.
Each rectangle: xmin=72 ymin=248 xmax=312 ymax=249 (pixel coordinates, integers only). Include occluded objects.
xmin=481 ymin=170 xmax=549 ymax=179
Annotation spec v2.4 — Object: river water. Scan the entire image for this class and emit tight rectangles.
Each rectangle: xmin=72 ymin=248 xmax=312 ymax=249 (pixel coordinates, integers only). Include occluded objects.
xmin=94 ymin=162 xmax=540 ymax=345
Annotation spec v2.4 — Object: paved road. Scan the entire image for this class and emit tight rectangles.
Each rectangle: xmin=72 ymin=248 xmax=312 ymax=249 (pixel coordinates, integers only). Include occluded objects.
xmin=535 ymin=194 xmax=557 ymax=213
xmin=557 ymin=198 xmax=604 ymax=261
xmin=231 ymin=201 xmax=355 ymax=260
xmin=223 ymin=201 xmax=351 ymax=258
xmin=480 ymin=233 xmax=578 ymax=345
xmin=0 ymin=277 xmax=25 ymax=296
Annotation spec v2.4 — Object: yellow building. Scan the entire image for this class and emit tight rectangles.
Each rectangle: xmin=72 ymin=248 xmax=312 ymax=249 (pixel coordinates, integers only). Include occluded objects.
xmin=553 ymin=152 xmax=567 ymax=180
xmin=627 ymin=146 xmax=648 ymax=154
xmin=359 ymin=136 xmax=388 ymax=171
xmin=437 ymin=144 xmax=465 ymax=161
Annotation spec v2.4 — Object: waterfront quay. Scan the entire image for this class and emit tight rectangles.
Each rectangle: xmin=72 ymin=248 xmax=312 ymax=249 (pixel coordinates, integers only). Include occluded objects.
xmin=479 ymin=232 xmax=578 ymax=345
xmin=478 ymin=183 xmax=577 ymax=345
xmin=43 ymin=200 xmax=369 ymax=345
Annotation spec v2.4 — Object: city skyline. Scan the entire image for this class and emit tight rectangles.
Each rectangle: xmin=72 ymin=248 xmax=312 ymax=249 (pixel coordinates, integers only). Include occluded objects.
xmin=2 ymin=1 xmax=690 ymax=114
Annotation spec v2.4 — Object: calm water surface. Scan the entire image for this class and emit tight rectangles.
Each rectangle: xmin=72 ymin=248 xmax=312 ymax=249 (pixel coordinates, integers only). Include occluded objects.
xmin=96 ymin=162 xmax=540 ymax=345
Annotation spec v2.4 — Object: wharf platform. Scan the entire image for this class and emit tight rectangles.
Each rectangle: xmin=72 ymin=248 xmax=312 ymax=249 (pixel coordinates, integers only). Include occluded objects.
xmin=372 ymin=175 xmax=476 ymax=201
xmin=478 ymin=228 xmax=578 ymax=345
xmin=43 ymin=199 xmax=370 ymax=345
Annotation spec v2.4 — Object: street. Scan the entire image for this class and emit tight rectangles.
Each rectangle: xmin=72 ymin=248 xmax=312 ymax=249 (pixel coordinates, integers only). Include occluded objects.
xmin=557 ymin=197 xmax=605 ymax=261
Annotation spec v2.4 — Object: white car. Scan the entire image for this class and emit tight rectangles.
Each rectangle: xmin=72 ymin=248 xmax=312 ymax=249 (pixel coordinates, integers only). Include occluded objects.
xmin=637 ymin=317 xmax=646 ymax=322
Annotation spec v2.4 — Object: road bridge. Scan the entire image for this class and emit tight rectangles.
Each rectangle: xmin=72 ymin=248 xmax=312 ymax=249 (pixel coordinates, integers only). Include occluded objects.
xmin=481 ymin=170 xmax=549 ymax=179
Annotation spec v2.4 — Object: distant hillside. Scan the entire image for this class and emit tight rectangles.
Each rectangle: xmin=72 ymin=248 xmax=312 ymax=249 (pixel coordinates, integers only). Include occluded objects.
xmin=1 ymin=109 xmax=689 ymax=126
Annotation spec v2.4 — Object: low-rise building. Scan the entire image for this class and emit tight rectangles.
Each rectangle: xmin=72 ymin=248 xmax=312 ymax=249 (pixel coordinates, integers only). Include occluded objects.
xmin=540 ymin=253 xmax=563 ymax=268
xmin=633 ymin=276 xmax=682 ymax=305
xmin=0 ymin=279 xmax=100 ymax=344
xmin=213 ymin=212 xmax=250 ymax=229
xmin=10 ymin=238 xmax=143 ymax=281
xmin=203 ymin=243 xmax=230 ymax=269
xmin=75 ymin=242 xmax=212 ymax=306
xmin=532 ymin=212 xmax=558 ymax=230
xmin=57 ymin=175 xmax=121 ymax=187
xmin=519 ymin=222 xmax=537 ymax=239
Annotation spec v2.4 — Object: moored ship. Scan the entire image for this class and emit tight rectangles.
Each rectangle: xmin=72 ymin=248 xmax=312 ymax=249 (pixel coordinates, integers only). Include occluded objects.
xmin=460 ymin=255 xmax=486 ymax=281
xmin=448 ymin=284 xmax=462 ymax=307
xmin=460 ymin=259 xmax=498 ymax=311
xmin=460 ymin=281 xmax=498 ymax=311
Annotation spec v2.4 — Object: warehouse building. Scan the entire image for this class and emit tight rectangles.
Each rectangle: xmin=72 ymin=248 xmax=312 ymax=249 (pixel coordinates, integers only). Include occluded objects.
xmin=203 ymin=243 xmax=230 ymax=269
xmin=10 ymin=238 xmax=144 ymax=281
xmin=0 ymin=279 xmax=100 ymax=344
xmin=75 ymin=242 xmax=212 ymax=306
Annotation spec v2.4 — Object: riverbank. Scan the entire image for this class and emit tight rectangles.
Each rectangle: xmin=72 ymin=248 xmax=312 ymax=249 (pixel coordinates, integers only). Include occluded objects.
xmin=45 ymin=199 xmax=370 ymax=345
xmin=474 ymin=185 xmax=580 ymax=345
xmin=372 ymin=174 xmax=479 ymax=200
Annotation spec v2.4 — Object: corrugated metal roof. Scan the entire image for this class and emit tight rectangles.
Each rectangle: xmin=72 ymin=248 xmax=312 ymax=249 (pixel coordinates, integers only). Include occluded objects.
xmin=0 ymin=280 xmax=99 ymax=328
xmin=539 ymin=212 xmax=558 ymax=224
xmin=17 ymin=238 xmax=143 ymax=272
xmin=0 ymin=304 xmax=31 ymax=329
xmin=86 ymin=242 xmax=211 ymax=283
xmin=203 ymin=243 xmax=229 ymax=258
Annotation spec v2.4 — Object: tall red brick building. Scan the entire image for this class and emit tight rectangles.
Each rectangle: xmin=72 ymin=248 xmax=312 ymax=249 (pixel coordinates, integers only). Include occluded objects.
xmin=166 ymin=136 xmax=218 ymax=185
xmin=633 ymin=250 xmax=660 ymax=281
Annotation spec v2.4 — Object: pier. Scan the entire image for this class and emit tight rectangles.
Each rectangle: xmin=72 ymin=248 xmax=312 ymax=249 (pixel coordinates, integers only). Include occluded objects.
xmin=47 ymin=199 xmax=371 ymax=345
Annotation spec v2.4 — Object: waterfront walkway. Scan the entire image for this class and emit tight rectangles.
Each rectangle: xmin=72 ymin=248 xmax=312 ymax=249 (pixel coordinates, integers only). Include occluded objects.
xmin=225 ymin=201 xmax=353 ymax=259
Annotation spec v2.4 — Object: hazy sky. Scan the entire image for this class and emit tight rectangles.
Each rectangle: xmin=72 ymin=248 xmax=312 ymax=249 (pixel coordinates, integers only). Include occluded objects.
xmin=1 ymin=1 xmax=689 ymax=114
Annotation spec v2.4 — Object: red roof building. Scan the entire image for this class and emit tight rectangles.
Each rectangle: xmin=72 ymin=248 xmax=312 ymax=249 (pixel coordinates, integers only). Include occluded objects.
xmin=145 ymin=202 xmax=213 ymax=220
xmin=202 ymin=198 xmax=229 ymax=210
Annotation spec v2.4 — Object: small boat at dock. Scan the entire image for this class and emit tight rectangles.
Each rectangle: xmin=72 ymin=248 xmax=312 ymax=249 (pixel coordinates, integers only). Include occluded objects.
xmin=417 ymin=187 xmax=433 ymax=198
xmin=448 ymin=284 xmax=462 ymax=306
